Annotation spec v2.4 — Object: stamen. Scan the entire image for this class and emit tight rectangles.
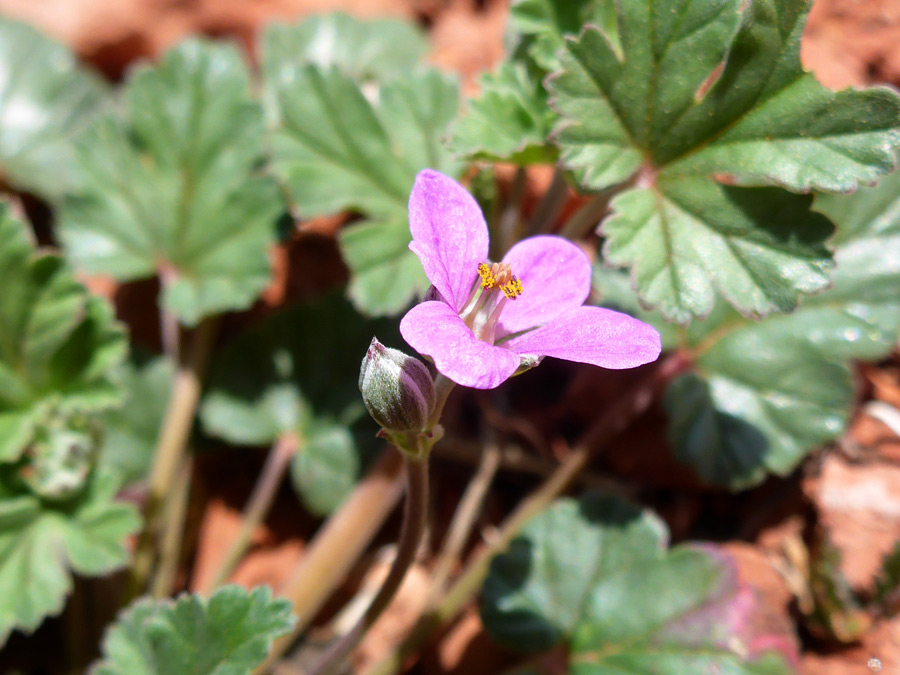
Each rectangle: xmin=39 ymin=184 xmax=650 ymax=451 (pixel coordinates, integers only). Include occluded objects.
xmin=477 ymin=263 xmax=495 ymax=289
xmin=500 ymin=276 xmax=523 ymax=300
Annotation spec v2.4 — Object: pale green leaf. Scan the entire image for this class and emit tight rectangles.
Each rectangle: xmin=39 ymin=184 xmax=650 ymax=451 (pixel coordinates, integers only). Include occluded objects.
xmin=92 ymin=585 xmax=294 ymax=675
xmin=98 ymin=354 xmax=173 ymax=486
xmin=0 ymin=16 xmax=110 ymax=200
xmin=265 ymin=60 xmax=460 ymax=315
xmin=0 ymin=469 xmax=140 ymax=644
xmin=451 ymin=60 xmax=557 ymax=165
xmin=0 ymin=206 xmax=126 ymax=463
xmin=59 ymin=40 xmax=284 ymax=326
xmin=261 ymin=13 xmax=427 ymax=90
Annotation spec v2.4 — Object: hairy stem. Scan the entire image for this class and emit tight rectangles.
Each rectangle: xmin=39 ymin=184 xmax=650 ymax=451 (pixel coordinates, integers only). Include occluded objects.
xmin=426 ymin=443 xmax=500 ymax=605
xmin=362 ymin=354 xmax=687 ymax=675
xmin=131 ymin=316 xmax=219 ymax=594
xmin=203 ymin=433 xmax=300 ymax=593
xmin=255 ymin=449 xmax=405 ymax=673
xmin=306 ymin=456 xmax=429 ymax=675
xmin=150 ymin=455 xmax=192 ymax=598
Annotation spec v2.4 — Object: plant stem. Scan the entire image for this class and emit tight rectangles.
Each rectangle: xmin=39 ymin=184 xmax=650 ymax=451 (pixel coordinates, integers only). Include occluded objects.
xmin=131 ymin=316 xmax=219 ymax=594
xmin=362 ymin=354 xmax=687 ymax=675
xmin=150 ymin=455 xmax=192 ymax=598
xmin=306 ymin=455 xmax=429 ymax=675
xmin=203 ymin=433 xmax=299 ymax=593
xmin=425 ymin=443 xmax=500 ymax=606
xmin=526 ymin=168 xmax=569 ymax=236
xmin=558 ymin=186 xmax=618 ymax=240
xmin=496 ymin=166 xmax=527 ymax=258
xmin=254 ymin=448 xmax=406 ymax=674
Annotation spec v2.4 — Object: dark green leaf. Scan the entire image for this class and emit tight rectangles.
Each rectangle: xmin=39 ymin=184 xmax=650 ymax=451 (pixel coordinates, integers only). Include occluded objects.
xmin=92 ymin=585 xmax=294 ymax=675
xmin=0 ymin=17 xmax=110 ymax=200
xmin=549 ymin=0 xmax=900 ymax=322
xmin=0 ymin=206 xmax=126 ymax=463
xmin=265 ymin=59 xmax=460 ymax=315
xmin=200 ymin=294 xmax=394 ymax=514
xmin=0 ymin=469 xmax=140 ymax=644
xmin=665 ymin=169 xmax=900 ymax=487
xmin=482 ymin=492 xmax=792 ymax=673
xmin=59 ymin=40 xmax=284 ymax=325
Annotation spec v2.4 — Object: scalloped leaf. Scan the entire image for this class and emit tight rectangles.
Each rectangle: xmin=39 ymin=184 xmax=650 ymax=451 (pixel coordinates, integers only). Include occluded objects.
xmin=264 ymin=55 xmax=460 ymax=315
xmin=549 ymin=0 xmax=900 ymax=322
xmin=59 ymin=40 xmax=284 ymax=326
xmin=0 ymin=16 xmax=111 ymax=200
xmin=91 ymin=585 xmax=294 ymax=675
xmin=0 ymin=206 xmax=126 ymax=463
xmin=0 ymin=469 xmax=140 ymax=645
xmin=482 ymin=492 xmax=793 ymax=673
xmin=261 ymin=13 xmax=427 ymax=89
xmin=664 ymin=168 xmax=900 ymax=488
xmin=200 ymin=294 xmax=394 ymax=515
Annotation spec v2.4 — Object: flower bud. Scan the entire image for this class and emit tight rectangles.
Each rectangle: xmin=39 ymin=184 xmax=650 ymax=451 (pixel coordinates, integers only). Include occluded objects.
xmin=359 ymin=338 xmax=436 ymax=434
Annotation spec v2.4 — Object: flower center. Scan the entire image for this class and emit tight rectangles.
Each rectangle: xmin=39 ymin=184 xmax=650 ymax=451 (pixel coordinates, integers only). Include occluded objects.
xmin=477 ymin=262 xmax=523 ymax=300
xmin=460 ymin=261 xmax=524 ymax=345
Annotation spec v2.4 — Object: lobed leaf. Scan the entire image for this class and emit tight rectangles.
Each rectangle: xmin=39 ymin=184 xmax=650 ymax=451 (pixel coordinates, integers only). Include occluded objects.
xmin=0 ymin=206 xmax=126 ymax=463
xmin=664 ymin=168 xmax=900 ymax=488
xmin=0 ymin=16 xmax=110 ymax=200
xmin=200 ymin=294 xmax=394 ymax=515
xmin=264 ymin=47 xmax=461 ymax=315
xmin=59 ymin=40 xmax=284 ymax=326
xmin=482 ymin=492 xmax=793 ymax=673
xmin=548 ymin=0 xmax=900 ymax=322
xmin=92 ymin=585 xmax=294 ymax=675
xmin=0 ymin=469 xmax=140 ymax=644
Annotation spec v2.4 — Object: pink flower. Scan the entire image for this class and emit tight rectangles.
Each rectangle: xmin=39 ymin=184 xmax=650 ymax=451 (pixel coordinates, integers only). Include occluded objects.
xmin=400 ymin=170 xmax=662 ymax=389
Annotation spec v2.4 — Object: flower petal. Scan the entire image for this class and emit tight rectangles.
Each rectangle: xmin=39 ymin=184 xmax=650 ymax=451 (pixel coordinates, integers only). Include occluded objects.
xmin=505 ymin=306 xmax=662 ymax=369
xmin=497 ymin=235 xmax=592 ymax=336
xmin=400 ymin=301 xmax=521 ymax=389
xmin=408 ymin=170 xmax=489 ymax=313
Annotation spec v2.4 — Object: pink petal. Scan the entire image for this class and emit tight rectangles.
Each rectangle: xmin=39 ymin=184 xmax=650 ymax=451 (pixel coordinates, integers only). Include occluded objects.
xmin=400 ymin=301 xmax=521 ymax=389
xmin=408 ymin=170 xmax=489 ymax=313
xmin=497 ymin=236 xmax=592 ymax=336
xmin=505 ymin=306 xmax=662 ymax=369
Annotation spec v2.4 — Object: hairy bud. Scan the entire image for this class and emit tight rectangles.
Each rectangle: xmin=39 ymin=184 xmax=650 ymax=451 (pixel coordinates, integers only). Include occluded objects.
xmin=359 ymin=338 xmax=436 ymax=435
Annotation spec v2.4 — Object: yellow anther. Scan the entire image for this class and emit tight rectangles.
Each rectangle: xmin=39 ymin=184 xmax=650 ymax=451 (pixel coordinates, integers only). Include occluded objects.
xmin=478 ymin=262 xmax=495 ymax=289
xmin=501 ymin=276 xmax=523 ymax=300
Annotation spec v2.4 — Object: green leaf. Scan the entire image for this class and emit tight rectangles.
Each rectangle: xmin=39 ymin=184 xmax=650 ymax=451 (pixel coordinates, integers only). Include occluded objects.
xmin=59 ymin=39 xmax=284 ymax=326
xmin=0 ymin=16 xmax=111 ymax=200
xmin=481 ymin=492 xmax=667 ymax=652
xmin=481 ymin=492 xmax=792 ymax=673
xmin=200 ymin=294 xmax=393 ymax=515
xmin=451 ymin=60 xmax=558 ymax=165
xmin=265 ymin=57 xmax=461 ymax=315
xmin=665 ymin=169 xmax=900 ymax=488
xmin=549 ymin=0 xmax=900 ymax=322
xmin=0 ymin=206 xmax=127 ymax=463
xmin=0 ymin=469 xmax=140 ymax=644
xmin=98 ymin=354 xmax=173 ymax=486
xmin=261 ymin=13 xmax=427 ymax=89
xmin=92 ymin=585 xmax=294 ymax=675
xmin=510 ymin=0 xmax=620 ymax=71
